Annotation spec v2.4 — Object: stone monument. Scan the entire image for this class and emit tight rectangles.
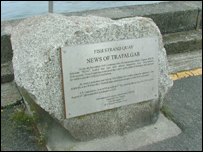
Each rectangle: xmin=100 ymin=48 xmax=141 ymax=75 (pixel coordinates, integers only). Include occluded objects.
xmin=11 ymin=13 xmax=173 ymax=141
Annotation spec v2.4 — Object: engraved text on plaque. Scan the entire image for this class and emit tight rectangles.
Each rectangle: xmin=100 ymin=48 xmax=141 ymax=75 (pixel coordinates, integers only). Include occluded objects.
xmin=61 ymin=37 xmax=159 ymax=119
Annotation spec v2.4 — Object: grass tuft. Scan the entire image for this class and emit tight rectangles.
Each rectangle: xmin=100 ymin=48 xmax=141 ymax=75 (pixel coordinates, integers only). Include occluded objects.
xmin=10 ymin=109 xmax=36 ymax=125
xmin=9 ymin=107 xmax=46 ymax=147
xmin=160 ymin=105 xmax=174 ymax=121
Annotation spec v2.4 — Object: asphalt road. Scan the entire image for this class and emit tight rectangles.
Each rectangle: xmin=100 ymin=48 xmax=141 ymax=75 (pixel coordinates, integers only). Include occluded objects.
xmin=1 ymin=74 xmax=202 ymax=151
xmin=136 ymin=74 xmax=202 ymax=151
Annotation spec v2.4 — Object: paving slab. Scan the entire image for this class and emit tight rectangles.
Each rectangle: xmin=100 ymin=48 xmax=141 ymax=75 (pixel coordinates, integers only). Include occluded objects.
xmin=42 ymin=113 xmax=181 ymax=151
xmin=1 ymin=81 xmax=22 ymax=108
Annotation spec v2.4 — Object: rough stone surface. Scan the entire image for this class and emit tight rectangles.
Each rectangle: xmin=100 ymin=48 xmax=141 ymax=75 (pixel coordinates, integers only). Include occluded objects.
xmin=11 ymin=14 xmax=173 ymax=141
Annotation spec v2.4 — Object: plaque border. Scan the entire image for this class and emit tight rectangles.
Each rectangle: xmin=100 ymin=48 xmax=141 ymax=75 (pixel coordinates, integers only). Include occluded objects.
xmin=60 ymin=47 xmax=67 ymax=119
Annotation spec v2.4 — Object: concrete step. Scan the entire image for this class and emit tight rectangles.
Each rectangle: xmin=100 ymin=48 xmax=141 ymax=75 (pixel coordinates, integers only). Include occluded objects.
xmin=1 ymin=81 xmax=22 ymax=108
xmin=163 ymin=29 xmax=202 ymax=55
xmin=1 ymin=61 xmax=14 ymax=84
xmin=167 ymin=49 xmax=202 ymax=74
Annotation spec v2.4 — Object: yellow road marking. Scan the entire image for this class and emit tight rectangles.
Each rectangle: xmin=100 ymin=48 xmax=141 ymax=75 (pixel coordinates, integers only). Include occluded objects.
xmin=168 ymin=74 xmax=179 ymax=81
xmin=189 ymin=68 xmax=202 ymax=75
xmin=169 ymin=68 xmax=202 ymax=81
xmin=185 ymin=71 xmax=194 ymax=77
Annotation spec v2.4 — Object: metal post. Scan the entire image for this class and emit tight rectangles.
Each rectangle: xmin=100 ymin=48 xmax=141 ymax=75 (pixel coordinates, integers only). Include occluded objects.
xmin=49 ymin=1 xmax=53 ymax=13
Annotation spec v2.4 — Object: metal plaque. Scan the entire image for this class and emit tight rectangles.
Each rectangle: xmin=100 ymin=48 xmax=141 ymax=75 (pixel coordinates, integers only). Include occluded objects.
xmin=61 ymin=37 xmax=159 ymax=119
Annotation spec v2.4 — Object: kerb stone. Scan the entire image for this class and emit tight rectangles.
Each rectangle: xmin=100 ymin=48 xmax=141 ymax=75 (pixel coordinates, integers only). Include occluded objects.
xmin=11 ymin=14 xmax=173 ymax=141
